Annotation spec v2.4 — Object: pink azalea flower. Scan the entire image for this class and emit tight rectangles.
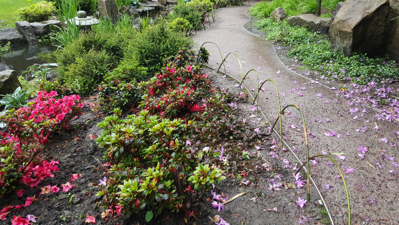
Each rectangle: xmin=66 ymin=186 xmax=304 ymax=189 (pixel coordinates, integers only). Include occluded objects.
xmin=345 ymin=167 xmax=355 ymax=174
xmin=85 ymin=215 xmax=96 ymax=224
xmin=62 ymin=182 xmax=74 ymax=192
xmin=337 ymin=154 xmax=346 ymax=160
xmin=316 ymin=93 xmax=323 ymax=98
xmin=380 ymin=138 xmax=388 ymax=143
xmin=115 ymin=206 xmax=122 ymax=216
xmin=50 ymin=185 xmax=60 ymax=193
xmin=71 ymin=174 xmax=82 ymax=181
xmin=296 ymin=197 xmax=307 ymax=208
xmin=26 ymin=215 xmax=36 ymax=223
xmin=357 ymin=145 xmax=368 ymax=154
xmin=11 ymin=216 xmax=31 ymax=225
xmin=323 ymin=184 xmax=333 ymax=190
xmin=16 ymin=189 xmax=26 ymax=198
xmin=324 ymin=130 xmax=336 ymax=137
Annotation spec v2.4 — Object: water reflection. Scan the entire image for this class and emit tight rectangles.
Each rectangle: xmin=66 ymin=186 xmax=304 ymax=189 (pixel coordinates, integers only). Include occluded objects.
xmin=0 ymin=43 xmax=57 ymax=76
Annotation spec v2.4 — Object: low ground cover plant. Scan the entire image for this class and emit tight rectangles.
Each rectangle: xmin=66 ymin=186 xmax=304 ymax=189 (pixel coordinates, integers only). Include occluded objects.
xmin=0 ymin=91 xmax=83 ymax=196
xmin=15 ymin=1 xmax=56 ymax=22
xmin=255 ymin=18 xmax=399 ymax=85
xmin=249 ymin=0 xmax=341 ymax=18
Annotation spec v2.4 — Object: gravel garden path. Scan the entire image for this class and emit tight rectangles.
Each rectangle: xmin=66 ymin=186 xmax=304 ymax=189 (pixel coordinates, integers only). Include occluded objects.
xmin=193 ymin=2 xmax=399 ymax=224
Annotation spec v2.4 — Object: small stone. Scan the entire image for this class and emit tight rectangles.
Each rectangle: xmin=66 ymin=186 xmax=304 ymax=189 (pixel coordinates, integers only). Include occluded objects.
xmin=272 ymin=7 xmax=287 ymax=22
xmin=77 ymin=11 xmax=87 ymax=18
xmin=72 ymin=196 xmax=82 ymax=204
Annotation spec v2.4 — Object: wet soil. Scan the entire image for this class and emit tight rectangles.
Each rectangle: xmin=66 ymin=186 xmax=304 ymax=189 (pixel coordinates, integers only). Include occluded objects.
xmin=0 ymin=65 xmax=329 ymax=225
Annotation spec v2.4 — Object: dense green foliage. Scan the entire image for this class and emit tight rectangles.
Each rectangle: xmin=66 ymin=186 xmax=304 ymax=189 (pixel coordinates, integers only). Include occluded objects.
xmin=122 ymin=21 xmax=193 ymax=74
xmin=50 ymin=0 xmax=97 ymax=15
xmin=167 ymin=17 xmax=193 ymax=33
xmin=56 ymin=31 xmax=126 ymax=94
xmin=255 ymin=18 xmax=399 ymax=84
xmin=249 ymin=0 xmax=342 ymax=18
xmin=97 ymin=63 xmax=148 ymax=113
xmin=15 ymin=1 xmax=56 ymax=22
xmin=168 ymin=4 xmax=203 ymax=30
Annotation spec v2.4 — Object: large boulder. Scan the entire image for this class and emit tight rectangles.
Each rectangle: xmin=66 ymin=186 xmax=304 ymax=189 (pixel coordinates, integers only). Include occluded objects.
xmin=329 ymin=0 xmax=390 ymax=57
xmin=272 ymin=7 xmax=287 ymax=22
xmin=16 ymin=21 xmax=39 ymax=44
xmin=383 ymin=0 xmax=399 ymax=61
xmin=0 ymin=70 xmax=21 ymax=96
xmin=30 ymin=20 xmax=61 ymax=37
xmin=330 ymin=2 xmax=345 ymax=24
xmin=98 ymin=0 xmax=119 ymax=24
xmin=287 ymin=14 xmax=331 ymax=34
xmin=0 ymin=28 xmax=25 ymax=45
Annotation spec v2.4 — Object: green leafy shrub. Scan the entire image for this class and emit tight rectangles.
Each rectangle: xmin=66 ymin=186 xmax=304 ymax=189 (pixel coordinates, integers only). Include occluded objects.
xmin=167 ymin=17 xmax=193 ymax=33
xmin=249 ymin=0 xmax=341 ymax=18
xmin=0 ymin=87 xmax=31 ymax=112
xmin=186 ymin=0 xmax=214 ymax=12
xmin=97 ymin=63 xmax=148 ymax=113
xmin=164 ymin=47 xmax=209 ymax=69
xmin=168 ymin=4 xmax=202 ymax=30
xmin=139 ymin=65 xmax=213 ymax=119
xmin=57 ymin=31 xmax=125 ymax=94
xmin=122 ymin=21 xmax=193 ymax=74
xmin=129 ymin=0 xmax=140 ymax=8
xmin=96 ymin=109 xmax=225 ymax=217
xmin=77 ymin=0 xmax=98 ymax=15
xmin=51 ymin=0 xmax=97 ymax=15
xmin=60 ymin=49 xmax=114 ymax=95
xmin=15 ymin=1 xmax=56 ymax=22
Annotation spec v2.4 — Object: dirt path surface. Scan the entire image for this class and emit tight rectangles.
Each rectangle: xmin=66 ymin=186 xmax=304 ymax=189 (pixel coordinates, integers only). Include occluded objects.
xmin=193 ymin=2 xmax=399 ymax=224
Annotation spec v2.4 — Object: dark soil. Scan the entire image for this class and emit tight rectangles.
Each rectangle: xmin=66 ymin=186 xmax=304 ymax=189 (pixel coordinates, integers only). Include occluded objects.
xmin=0 ymin=67 xmax=329 ymax=225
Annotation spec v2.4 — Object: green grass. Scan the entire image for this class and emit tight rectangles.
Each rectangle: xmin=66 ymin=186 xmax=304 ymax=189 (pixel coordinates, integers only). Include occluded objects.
xmin=249 ymin=0 xmax=342 ymax=18
xmin=0 ymin=0 xmax=43 ymax=28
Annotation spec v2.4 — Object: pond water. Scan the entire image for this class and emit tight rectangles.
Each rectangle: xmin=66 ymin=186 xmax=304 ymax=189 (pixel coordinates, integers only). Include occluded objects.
xmin=0 ymin=43 xmax=58 ymax=76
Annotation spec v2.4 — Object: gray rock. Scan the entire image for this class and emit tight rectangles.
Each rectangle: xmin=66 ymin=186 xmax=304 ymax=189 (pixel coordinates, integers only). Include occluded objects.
xmin=77 ymin=10 xmax=87 ymax=18
xmin=98 ymin=0 xmax=119 ymax=24
xmin=0 ymin=28 xmax=25 ymax=45
xmin=272 ymin=7 xmax=287 ymax=22
xmin=30 ymin=20 xmax=61 ymax=37
xmin=137 ymin=6 xmax=156 ymax=15
xmin=142 ymin=1 xmax=163 ymax=10
xmin=287 ymin=14 xmax=331 ymax=34
xmin=331 ymin=2 xmax=344 ymax=23
xmin=126 ymin=6 xmax=139 ymax=16
xmin=119 ymin=5 xmax=129 ymax=14
xmin=159 ymin=0 xmax=167 ymax=5
xmin=329 ymin=0 xmax=390 ymax=57
xmin=167 ymin=0 xmax=177 ymax=5
xmin=16 ymin=21 xmax=38 ymax=44
xmin=0 ymin=70 xmax=21 ymax=95
xmin=132 ymin=17 xmax=142 ymax=30
xmin=383 ymin=0 xmax=399 ymax=61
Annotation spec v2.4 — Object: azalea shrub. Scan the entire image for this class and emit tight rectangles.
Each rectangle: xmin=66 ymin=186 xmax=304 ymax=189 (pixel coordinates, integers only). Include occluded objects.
xmin=0 ymin=91 xmax=83 ymax=196
xmin=96 ymin=109 xmax=225 ymax=217
xmin=138 ymin=48 xmax=211 ymax=119
xmin=138 ymin=65 xmax=213 ymax=119
xmin=97 ymin=63 xmax=148 ymax=113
